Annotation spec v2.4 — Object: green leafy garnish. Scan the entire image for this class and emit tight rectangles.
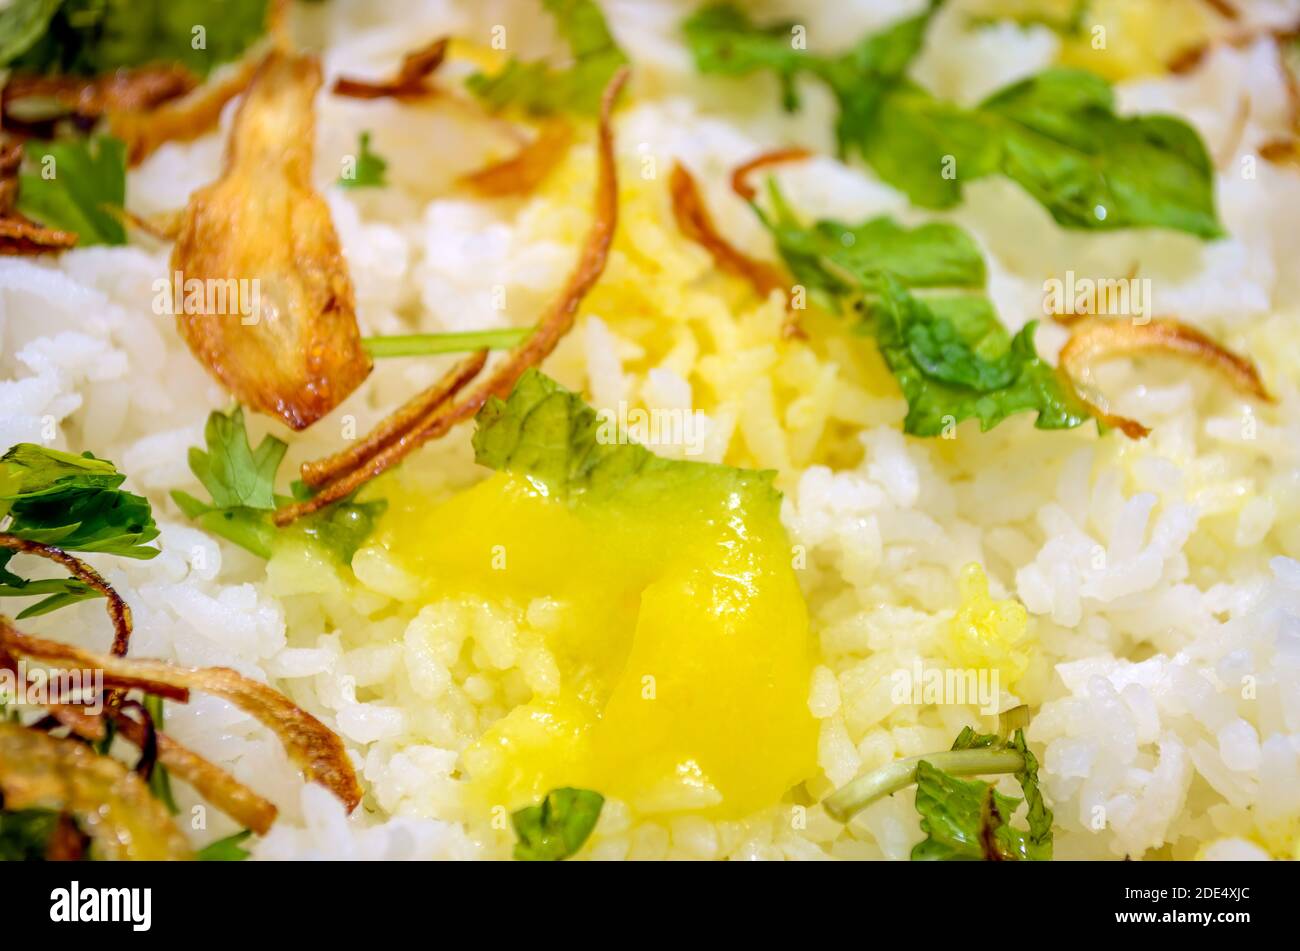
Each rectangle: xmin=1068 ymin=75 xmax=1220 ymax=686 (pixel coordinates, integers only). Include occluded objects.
xmin=467 ymin=0 xmax=627 ymax=116
xmin=0 ymin=808 xmax=64 ymax=861
xmin=15 ymin=135 xmax=127 ymax=245
xmin=683 ymin=2 xmax=1222 ymax=237
xmin=196 ymin=828 xmax=253 ymax=861
xmin=912 ymin=727 xmax=1053 ymax=860
xmin=511 ymin=787 xmax=604 ymax=861
xmin=755 ymin=184 xmax=1090 ymax=436
xmin=6 ymin=0 xmax=269 ymax=76
xmin=143 ymin=694 xmax=178 ymax=815
xmin=338 ymin=131 xmax=388 ymax=189
xmin=473 ymin=368 xmax=779 ymax=509
xmin=0 ymin=443 xmax=159 ymax=617
xmin=172 ymin=407 xmax=383 ymax=562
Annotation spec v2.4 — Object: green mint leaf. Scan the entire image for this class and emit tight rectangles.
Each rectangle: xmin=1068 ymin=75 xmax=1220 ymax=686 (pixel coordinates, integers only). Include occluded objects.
xmin=0 ymin=808 xmax=64 ymax=861
xmin=685 ymin=5 xmax=1222 ymax=237
xmin=338 ymin=131 xmax=388 ymax=189
xmin=872 ymin=276 xmax=1091 ymax=435
xmin=12 ymin=0 xmax=269 ymax=76
xmin=511 ymin=787 xmax=604 ymax=861
xmin=0 ymin=0 xmax=61 ymax=67
xmin=16 ymin=135 xmax=127 ymax=246
xmin=196 ymin=829 xmax=253 ymax=861
xmin=472 ymin=368 xmax=780 ymax=510
xmin=911 ymin=759 xmax=1024 ymax=860
xmin=467 ymin=0 xmax=627 ymax=116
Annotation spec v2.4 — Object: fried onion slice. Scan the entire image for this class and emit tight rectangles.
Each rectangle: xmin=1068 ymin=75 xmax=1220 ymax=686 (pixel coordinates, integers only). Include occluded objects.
xmin=109 ymin=54 xmax=263 ymax=166
xmin=275 ymin=66 xmax=630 ymax=524
xmin=462 ymin=121 xmax=574 ymax=197
xmin=2 ymin=65 xmax=196 ymax=126
xmin=0 ymin=620 xmax=362 ymax=811
xmin=730 ymin=146 xmax=813 ymax=201
xmin=171 ymin=51 xmax=372 ymax=431
xmin=0 ymin=535 xmax=133 ymax=656
xmin=333 ymin=37 xmax=449 ymax=100
xmin=0 ymin=214 xmax=78 ymax=255
xmin=670 ymin=161 xmax=787 ymax=301
xmin=0 ymin=721 xmax=193 ymax=860
xmin=1058 ymin=318 xmax=1274 ymax=439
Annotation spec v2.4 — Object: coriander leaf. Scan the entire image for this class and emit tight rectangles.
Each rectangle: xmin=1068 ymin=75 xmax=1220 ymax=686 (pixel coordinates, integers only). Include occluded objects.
xmin=174 ymin=407 xmax=382 ymax=562
xmin=338 ymin=131 xmax=387 ymax=189
xmin=16 ymin=135 xmax=127 ymax=246
xmin=13 ymin=0 xmax=269 ymax=76
xmin=511 ymin=787 xmax=604 ymax=861
xmin=473 ymin=368 xmax=780 ymax=509
xmin=0 ymin=443 xmax=125 ymax=499
xmin=681 ymin=3 xmax=818 ymax=110
xmin=467 ymin=0 xmax=627 ymax=116
xmin=0 ymin=0 xmax=62 ymax=67
xmin=1009 ymin=727 xmax=1053 ymax=858
xmin=189 ymin=406 xmax=285 ymax=511
xmin=196 ymin=828 xmax=253 ymax=861
xmin=0 ymin=808 xmax=63 ymax=861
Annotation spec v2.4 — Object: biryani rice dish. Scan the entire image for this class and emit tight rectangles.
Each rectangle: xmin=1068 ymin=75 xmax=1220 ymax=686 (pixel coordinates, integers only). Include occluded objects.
xmin=1 ymin=0 xmax=1299 ymax=861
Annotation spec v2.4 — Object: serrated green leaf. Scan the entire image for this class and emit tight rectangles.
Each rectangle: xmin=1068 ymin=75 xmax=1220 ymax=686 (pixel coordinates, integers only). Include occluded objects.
xmin=16 ymin=135 xmax=127 ymax=246
xmin=190 ymin=406 xmax=285 ymax=511
xmin=338 ymin=131 xmax=387 ymax=189
xmin=467 ymin=0 xmax=627 ymax=117
xmin=511 ymin=787 xmax=604 ymax=861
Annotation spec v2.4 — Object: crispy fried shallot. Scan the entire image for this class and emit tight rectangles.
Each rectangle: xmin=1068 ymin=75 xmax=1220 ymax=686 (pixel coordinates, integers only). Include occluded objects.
xmin=275 ymin=67 xmax=630 ymax=524
xmin=670 ymin=161 xmax=788 ymax=301
xmin=730 ymin=146 xmax=813 ymax=201
xmin=1058 ymin=318 xmax=1274 ymax=439
xmin=0 ymin=620 xmax=362 ymax=812
xmin=109 ymin=54 xmax=264 ymax=166
xmin=333 ymin=37 xmax=449 ymax=100
xmin=462 ymin=120 xmax=574 ymax=197
xmin=0 ymin=535 xmax=133 ymax=656
xmin=2 ymin=65 xmax=196 ymax=125
xmin=171 ymin=51 xmax=372 ymax=431
xmin=0 ymin=721 xmax=193 ymax=860
xmin=0 ymin=214 xmax=78 ymax=255
xmin=300 ymin=349 xmax=487 ymax=489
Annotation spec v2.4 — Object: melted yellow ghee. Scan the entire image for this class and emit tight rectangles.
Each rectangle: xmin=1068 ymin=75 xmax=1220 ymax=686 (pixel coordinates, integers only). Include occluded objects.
xmin=377 ymin=471 xmax=818 ymax=818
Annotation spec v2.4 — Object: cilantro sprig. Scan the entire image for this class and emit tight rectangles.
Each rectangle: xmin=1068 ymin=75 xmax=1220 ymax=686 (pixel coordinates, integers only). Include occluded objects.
xmin=467 ymin=0 xmax=627 ymax=117
xmin=824 ymin=723 xmax=1054 ymax=861
xmin=338 ymin=131 xmax=388 ymax=190
xmin=511 ymin=787 xmax=604 ymax=861
xmin=0 ymin=443 xmax=159 ymax=618
xmin=172 ymin=407 xmax=383 ymax=562
xmin=683 ymin=1 xmax=1222 ymax=237
xmin=16 ymin=135 xmax=127 ymax=246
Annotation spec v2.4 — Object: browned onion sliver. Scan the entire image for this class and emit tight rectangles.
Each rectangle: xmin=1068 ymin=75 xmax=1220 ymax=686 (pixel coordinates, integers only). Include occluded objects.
xmin=0 ymin=621 xmax=361 ymax=812
xmin=1058 ymin=318 xmax=1274 ymax=440
xmin=275 ymin=65 xmax=630 ymax=525
xmin=730 ymin=146 xmax=813 ymax=201
xmin=462 ymin=121 xmax=574 ymax=197
xmin=333 ymin=37 xmax=449 ymax=100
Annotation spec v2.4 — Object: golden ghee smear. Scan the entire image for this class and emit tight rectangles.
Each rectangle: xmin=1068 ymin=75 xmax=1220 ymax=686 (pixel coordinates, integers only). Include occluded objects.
xmin=945 ymin=563 xmax=1031 ymax=687
xmin=376 ymin=471 xmax=818 ymax=819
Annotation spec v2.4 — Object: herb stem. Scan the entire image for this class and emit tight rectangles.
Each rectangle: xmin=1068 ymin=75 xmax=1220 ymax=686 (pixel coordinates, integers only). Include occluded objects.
xmin=362 ymin=329 xmax=531 ymax=358
xmin=823 ymin=748 xmax=1025 ymax=823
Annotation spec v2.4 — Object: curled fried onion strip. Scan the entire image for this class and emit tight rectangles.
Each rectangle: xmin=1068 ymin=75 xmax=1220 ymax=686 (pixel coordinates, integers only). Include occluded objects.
xmin=333 ymin=37 xmax=449 ymax=99
xmin=109 ymin=53 xmax=263 ymax=167
xmin=730 ymin=146 xmax=813 ymax=201
xmin=0 ymin=620 xmax=362 ymax=812
xmin=0 ymin=720 xmax=193 ymax=860
xmin=275 ymin=66 xmax=630 ymax=524
xmin=300 ymin=349 xmax=488 ymax=489
xmin=3 ymin=64 xmax=196 ymax=124
xmin=0 ymin=535 xmax=133 ymax=656
xmin=670 ymin=161 xmax=788 ymax=301
xmin=462 ymin=121 xmax=574 ymax=197
xmin=0 ymin=214 xmax=78 ymax=255
xmin=1058 ymin=318 xmax=1274 ymax=439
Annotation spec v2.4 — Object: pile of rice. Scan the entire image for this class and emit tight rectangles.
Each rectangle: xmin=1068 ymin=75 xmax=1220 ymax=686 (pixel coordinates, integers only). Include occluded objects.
xmin=2 ymin=0 xmax=1299 ymax=860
